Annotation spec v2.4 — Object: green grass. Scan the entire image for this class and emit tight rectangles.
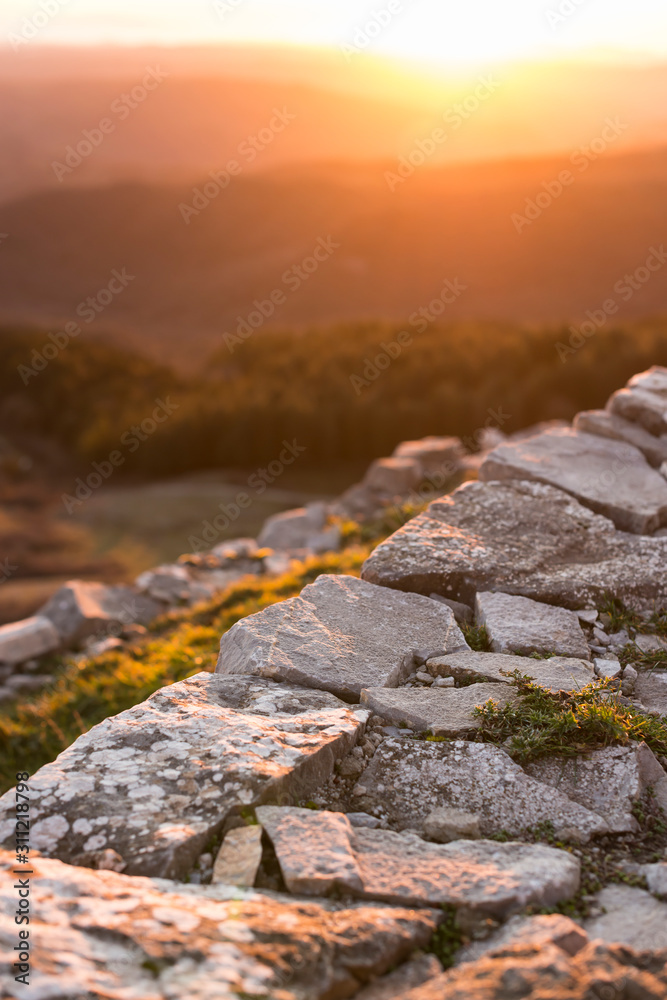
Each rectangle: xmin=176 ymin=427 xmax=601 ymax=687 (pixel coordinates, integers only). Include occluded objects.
xmin=472 ymin=670 xmax=667 ymax=764
xmin=427 ymin=907 xmax=465 ymax=968
xmin=461 ymin=623 xmax=491 ymax=652
xmin=0 ymin=548 xmax=370 ymax=792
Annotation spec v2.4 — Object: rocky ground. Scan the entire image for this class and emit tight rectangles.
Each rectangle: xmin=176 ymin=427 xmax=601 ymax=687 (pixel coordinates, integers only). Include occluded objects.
xmin=1 ymin=369 xmax=667 ymax=998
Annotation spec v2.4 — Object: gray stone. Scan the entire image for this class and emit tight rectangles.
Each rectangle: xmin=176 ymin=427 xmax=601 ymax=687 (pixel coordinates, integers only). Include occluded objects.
xmin=355 ymin=740 xmax=608 ymax=841
xmin=642 ymin=862 xmax=667 ymax=898
xmin=475 ymin=591 xmax=590 ymax=659
xmin=360 ymin=684 xmax=517 ymax=737
xmin=584 ymin=884 xmax=667 ymax=951
xmin=633 ymin=633 xmax=667 ymax=653
xmin=217 ymin=574 xmax=467 ymax=702
xmin=635 ymin=669 xmax=667 ymax=715
xmin=364 ymin=457 xmax=423 ymax=494
xmin=361 ymin=480 xmax=667 ymax=611
xmin=393 ymin=436 xmax=463 ymax=476
xmin=40 ymin=580 xmax=162 ymax=647
xmin=0 ymin=674 xmax=367 ymax=879
xmin=479 ymin=428 xmax=667 ymax=534
xmin=525 ymin=743 xmax=667 ymax=834
xmin=608 ymin=385 xmax=667 ymax=436
xmin=577 ymin=609 xmax=599 ymax=624
xmin=423 ymin=807 xmax=481 ymax=842
xmin=426 ymin=650 xmax=595 ymax=693
xmin=258 ymin=807 xmax=579 ymax=916
xmin=429 ymin=594 xmax=473 ymax=624
xmin=456 ymin=913 xmax=588 ymax=965
xmin=355 ymin=955 xmax=443 ymax=1000
xmin=211 ymin=824 xmax=263 ymax=887
xmin=0 ymin=615 xmax=60 ymax=666
xmin=574 ymin=408 xmax=667 ymax=468
xmin=258 ymin=504 xmax=340 ymax=554
xmin=594 ymin=658 xmax=622 ymax=680
xmin=0 ymin=850 xmax=438 ymax=1000
xmin=404 ymin=939 xmax=667 ymax=1000
xmin=628 ymin=366 xmax=667 ymax=397
xmin=347 ymin=812 xmax=382 ymax=829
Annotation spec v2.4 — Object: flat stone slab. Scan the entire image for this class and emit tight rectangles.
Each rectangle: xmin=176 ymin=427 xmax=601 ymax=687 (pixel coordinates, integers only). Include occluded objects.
xmin=404 ymin=938 xmax=667 ymax=1000
xmin=360 ymin=684 xmax=517 ymax=737
xmin=217 ymin=574 xmax=468 ymax=702
xmin=642 ymin=862 xmax=667 ymax=897
xmin=364 ymin=457 xmax=423 ymax=494
xmin=0 ymin=615 xmax=60 ymax=666
xmin=635 ymin=669 xmax=667 ymax=716
xmin=456 ymin=912 xmax=588 ymax=965
xmin=39 ymin=579 xmax=163 ymax=646
xmin=426 ymin=650 xmax=595 ymax=693
xmin=608 ymin=367 xmax=667 ymax=436
xmin=354 ymin=740 xmax=608 ymax=841
xmin=212 ymin=824 xmax=263 ymax=887
xmin=0 ymin=851 xmax=438 ymax=1000
xmin=475 ymin=591 xmax=590 ymax=659
xmin=574 ymin=408 xmax=667 ymax=468
xmin=0 ymin=674 xmax=367 ymax=879
xmin=393 ymin=436 xmax=463 ymax=476
xmin=525 ymin=743 xmax=667 ymax=834
xmin=361 ymin=480 xmax=667 ymax=611
xmin=479 ymin=428 xmax=667 ymax=534
xmin=355 ymin=955 xmax=443 ymax=1000
xmin=584 ymin=884 xmax=667 ymax=951
xmin=258 ymin=807 xmax=580 ymax=917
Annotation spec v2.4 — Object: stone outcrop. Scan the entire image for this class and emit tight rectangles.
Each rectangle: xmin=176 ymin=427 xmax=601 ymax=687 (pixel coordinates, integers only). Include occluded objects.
xmin=361 ymin=480 xmax=667 ymax=610
xmin=363 ymin=457 xmax=423 ymax=495
xmin=0 ymin=674 xmax=367 ymax=878
xmin=0 ymin=851 xmax=438 ymax=1000
xmin=0 ymin=614 xmax=60 ymax=665
xmin=354 ymin=740 xmax=609 ymax=841
xmin=574 ymin=408 xmax=667 ymax=468
xmin=359 ymin=684 xmax=517 ymax=737
xmin=256 ymin=807 xmax=580 ymax=916
xmin=474 ymin=591 xmax=590 ymax=658
xmin=258 ymin=502 xmax=341 ymax=554
xmin=217 ymin=574 xmax=468 ymax=701
xmin=583 ymin=884 xmax=667 ymax=951
xmin=479 ymin=428 xmax=667 ymax=534
xmin=425 ymin=650 xmax=595 ymax=693
xmin=393 ymin=436 xmax=463 ymax=476
xmin=39 ymin=580 xmax=162 ymax=647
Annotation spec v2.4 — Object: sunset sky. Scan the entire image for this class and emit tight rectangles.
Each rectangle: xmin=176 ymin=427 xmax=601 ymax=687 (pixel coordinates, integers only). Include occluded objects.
xmin=3 ymin=0 xmax=667 ymax=66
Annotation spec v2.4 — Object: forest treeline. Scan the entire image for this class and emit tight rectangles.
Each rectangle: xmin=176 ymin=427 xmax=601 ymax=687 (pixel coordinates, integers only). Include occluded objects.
xmin=2 ymin=319 xmax=667 ymax=478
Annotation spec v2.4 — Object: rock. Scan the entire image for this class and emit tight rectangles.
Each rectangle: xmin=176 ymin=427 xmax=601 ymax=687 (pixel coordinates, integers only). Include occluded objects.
xmin=479 ymin=428 xmax=667 ymax=534
xmin=525 ymin=743 xmax=667 ymax=834
xmin=5 ymin=673 xmax=53 ymax=692
xmin=137 ymin=563 xmax=249 ymax=605
xmin=432 ymin=676 xmax=456 ymax=687
xmin=423 ymin=807 xmax=481 ymax=842
xmin=574 ymin=408 xmax=667 ymax=468
xmin=40 ymin=580 xmax=162 ymax=647
xmin=356 ymin=740 xmax=608 ymax=841
xmin=0 ymin=615 xmax=60 ymax=666
xmin=629 ymin=366 xmax=667 ymax=397
xmin=429 ymin=594 xmax=473 ymax=624
xmin=258 ymin=807 xmax=579 ymax=916
xmin=584 ymin=884 xmax=667 ymax=951
xmin=0 ymin=851 xmax=438 ymax=1000
xmin=594 ymin=658 xmax=622 ymax=680
xmin=211 ymin=536 xmax=259 ymax=559
xmin=393 ymin=437 xmax=463 ymax=477
xmin=211 ymin=824 xmax=263 ymax=887
xmin=474 ymin=591 xmax=590 ymax=659
xmin=258 ymin=504 xmax=341 ymax=554
xmin=635 ymin=669 xmax=667 ymax=716
xmin=577 ymin=609 xmax=598 ymax=624
xmin=643 ymin=862 xmax=667 ymax=897
xmin=355 ymin=955 xmax=443 ymax=1000
xmin=0 ymin=674 xmax=367 ymax=879
xmin=364 ymin=457 xmax=423 ymax=494
xmin=608 ymin=384 xmax=667 ymax=436
xmin=359 ymin=685 xmax=517 ymax=737
xmin=83 ymin=635 xmax=124 ymax=658
xmin=404 ymin=939 xmax=667 ymax=1000
xmin=633 ymin=633 xmax=667 ymax=653
xmin=426 ymin=650 xmax=595 ymax=693
xmin=361 ymin=480 xmax=667 ymax=611
xmin=347 ymin=812 xmax=382 ymax=829
xmin=216 ymin=574 xmax=467 ymax=702
xmin=456 ymin=912 xmax=588 ymax=965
